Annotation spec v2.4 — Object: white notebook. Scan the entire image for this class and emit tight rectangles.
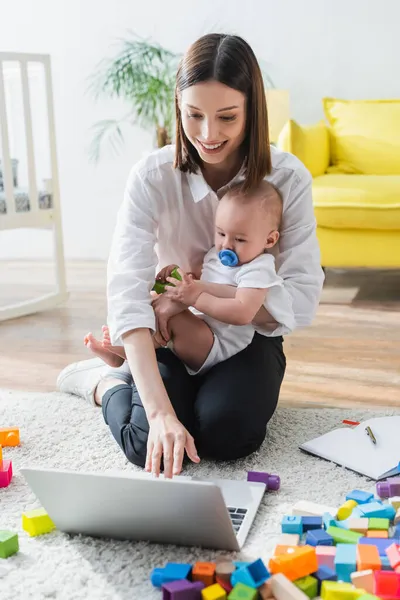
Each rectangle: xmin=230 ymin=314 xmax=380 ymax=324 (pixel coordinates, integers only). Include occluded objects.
xmin=299 ymin=416 xmax=400 ymax=481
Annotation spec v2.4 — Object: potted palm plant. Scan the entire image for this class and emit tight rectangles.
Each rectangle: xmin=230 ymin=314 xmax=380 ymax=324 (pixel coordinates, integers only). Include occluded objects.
xmin=87 ymin=32 xmax=284 ymax=162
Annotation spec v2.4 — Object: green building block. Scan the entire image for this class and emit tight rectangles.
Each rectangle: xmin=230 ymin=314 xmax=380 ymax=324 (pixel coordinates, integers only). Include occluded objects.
xmin=294 ymin=575 xmax=318 ymax=598
xmin=228 ymin=583 xmax=258 ymax=600
xmin=358 ymin=596 xmax=380 ymax=599
xmin=0 ymin=531 xmax=19 ymax=559
xmin=152 ymin=267 xmax=182 ymax=294
xmin=326 ymin=525 xmax=362 ymax=544
xmin=368 ymin=517 xmax=389 ymax=530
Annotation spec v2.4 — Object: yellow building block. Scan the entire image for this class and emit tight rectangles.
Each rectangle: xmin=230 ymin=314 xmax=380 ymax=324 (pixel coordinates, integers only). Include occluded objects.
xmin=321 ymin=581 xmax=366 ymax=599
xmin=0 ymin=428 xmax=20 ymax=447
xmin=22 ymin=508 xmax=55 ymax=537
xmin=201 ymin=583 xmax=227 ymax=600
xmin=337 ymin=500 xmax=358 ymax=521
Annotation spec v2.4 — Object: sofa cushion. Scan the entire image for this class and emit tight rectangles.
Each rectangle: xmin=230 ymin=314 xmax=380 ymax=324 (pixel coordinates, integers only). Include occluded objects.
xmin=323 ymin=97 xmax=400 ymax=175
xmin=277 ymin=119 xmax=330 ymax=178
xmin=313 ymin=174 xmax=400 ymax=230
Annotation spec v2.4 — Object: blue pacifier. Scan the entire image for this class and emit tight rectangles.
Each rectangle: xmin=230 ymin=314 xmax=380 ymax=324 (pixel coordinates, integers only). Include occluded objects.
xmin=219 ymin=249 xmax=239 ymax=267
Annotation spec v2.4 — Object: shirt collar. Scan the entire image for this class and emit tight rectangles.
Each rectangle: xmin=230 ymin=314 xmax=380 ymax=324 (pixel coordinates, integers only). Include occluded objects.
xmin=186 ymin=160 xmax=247 ymax=203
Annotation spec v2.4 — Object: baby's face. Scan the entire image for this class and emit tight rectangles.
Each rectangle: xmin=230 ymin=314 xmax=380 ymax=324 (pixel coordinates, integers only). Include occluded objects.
xmin=214 ymin=198 xmax=278 ymax=265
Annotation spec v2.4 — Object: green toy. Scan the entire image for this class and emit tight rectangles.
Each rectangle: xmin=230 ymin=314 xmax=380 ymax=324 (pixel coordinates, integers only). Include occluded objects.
xmin=153 ymin=267 xmax=182 ymax=294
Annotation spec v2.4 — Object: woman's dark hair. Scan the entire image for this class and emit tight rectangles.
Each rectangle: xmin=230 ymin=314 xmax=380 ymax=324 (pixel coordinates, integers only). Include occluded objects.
xmin=174 ymin=33 xmax=271 ymax=191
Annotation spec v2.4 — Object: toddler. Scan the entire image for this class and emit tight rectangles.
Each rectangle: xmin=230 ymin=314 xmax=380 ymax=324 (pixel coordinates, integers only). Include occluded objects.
xmin=85 ymin=180 xmax=283 ymax=375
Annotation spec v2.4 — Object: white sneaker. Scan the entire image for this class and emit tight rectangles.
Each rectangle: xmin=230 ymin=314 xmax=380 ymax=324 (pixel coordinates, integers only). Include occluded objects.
xmin=56 ymin=357 xmax=109 ymax=405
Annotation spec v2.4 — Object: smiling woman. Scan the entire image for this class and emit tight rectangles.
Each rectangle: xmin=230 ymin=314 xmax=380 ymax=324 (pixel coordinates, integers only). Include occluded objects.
xmin=56 ymin=33 xmax=324 ymax=480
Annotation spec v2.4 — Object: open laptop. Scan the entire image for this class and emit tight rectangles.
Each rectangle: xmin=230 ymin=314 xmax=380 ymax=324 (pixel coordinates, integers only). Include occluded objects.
xmin=20 ymin=467 xmax=266 ymax=550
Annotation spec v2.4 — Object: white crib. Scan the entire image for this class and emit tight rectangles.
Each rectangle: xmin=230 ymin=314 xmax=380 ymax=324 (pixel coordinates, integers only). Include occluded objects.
xmin=0 ymin=52 xmax=68 ymax=321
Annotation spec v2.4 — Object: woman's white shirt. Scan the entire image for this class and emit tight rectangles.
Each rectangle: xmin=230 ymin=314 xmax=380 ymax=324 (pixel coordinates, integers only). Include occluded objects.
xmin=107 ymin=144 xmax=325 ymax=345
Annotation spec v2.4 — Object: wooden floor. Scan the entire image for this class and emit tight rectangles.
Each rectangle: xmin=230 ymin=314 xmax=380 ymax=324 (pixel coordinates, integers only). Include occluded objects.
xmin=1 ymin=261 xmax=400 ymax=409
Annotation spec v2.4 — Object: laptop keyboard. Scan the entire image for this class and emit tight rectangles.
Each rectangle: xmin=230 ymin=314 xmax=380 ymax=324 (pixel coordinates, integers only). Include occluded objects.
xmin=227 ymin=507 xmax=247 ymax=534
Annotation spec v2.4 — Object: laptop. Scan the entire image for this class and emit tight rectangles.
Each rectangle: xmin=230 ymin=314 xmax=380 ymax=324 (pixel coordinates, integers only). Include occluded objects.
xmin=20 ymin=467 xmax=266 ymax=550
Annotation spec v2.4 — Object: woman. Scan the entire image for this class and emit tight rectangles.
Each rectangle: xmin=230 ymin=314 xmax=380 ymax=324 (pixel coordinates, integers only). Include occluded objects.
xmin=58 ymin=33 xmax=324 ymax=479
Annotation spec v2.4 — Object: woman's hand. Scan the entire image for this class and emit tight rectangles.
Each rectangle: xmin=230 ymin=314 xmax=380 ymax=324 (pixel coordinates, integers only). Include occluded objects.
xmin=165 ymin=269 xmax=203 ymax=307
xmin=151 ymin=292 xmax=186 ymax=345
xmin=146 ymin=413 xmax=200 ymax=477
xmin=155 ymin=264 xmax=179 ymax=284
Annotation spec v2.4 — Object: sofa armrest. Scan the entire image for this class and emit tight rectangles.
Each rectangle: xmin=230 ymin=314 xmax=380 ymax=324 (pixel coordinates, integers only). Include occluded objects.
xmin=277 ymin=119 xmax=330 ymax=178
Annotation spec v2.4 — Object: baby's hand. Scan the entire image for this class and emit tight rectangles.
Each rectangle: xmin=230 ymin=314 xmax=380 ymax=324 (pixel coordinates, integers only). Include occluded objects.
xmin=164 ymin=269 xmax=202 ymax=307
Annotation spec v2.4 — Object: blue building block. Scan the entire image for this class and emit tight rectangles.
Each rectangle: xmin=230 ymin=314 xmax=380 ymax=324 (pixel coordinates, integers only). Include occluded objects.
xmin=345 ymin=490 xmax=374 ymax=504
xmin=302 ymin=517 xmax=323 ymax=531
xmin=233 ymin=561 xmax=251 ymax=570
xmin=281 ymin=515 xmax=303 ymax=535
xmin=334 ymin=518 xmax=351 ymax=530
xmin=394 ymin=524 xmax=400 ymax=539
xmin=306 ymin=529 xmax=334 ymax=547
xmin=359 ymin=502 xmax=395 ymax=520
xmin=323 ymin=512 xmax=336 ymax=530
xmin=358 ymin=537 xmax=394 ymax=557
xmin=151 ymin=562 xmax=192 ymax=587
xmin=231 ymin=558 xmax=269 ymax=589
xmin=334 ymin=544 xmax=357 ymax=583
xmin=313 ymin=566 xmax=337 ymax=594
xmin=380 ymin=556 xmax=392 ymax=571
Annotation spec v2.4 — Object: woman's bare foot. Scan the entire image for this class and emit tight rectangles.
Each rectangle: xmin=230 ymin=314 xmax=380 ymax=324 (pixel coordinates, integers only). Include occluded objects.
xmin=84 ymin=332 xmax=124 ymax=368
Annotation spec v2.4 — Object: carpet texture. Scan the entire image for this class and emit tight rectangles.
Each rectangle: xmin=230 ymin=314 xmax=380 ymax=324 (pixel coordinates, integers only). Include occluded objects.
xmin=1 ymin=388 xmax=399 ymax=599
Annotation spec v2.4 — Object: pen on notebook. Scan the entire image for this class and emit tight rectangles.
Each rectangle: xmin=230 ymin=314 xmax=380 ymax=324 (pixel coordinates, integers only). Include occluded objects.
xmin=365 ymin=426 xmax=377 ymax=445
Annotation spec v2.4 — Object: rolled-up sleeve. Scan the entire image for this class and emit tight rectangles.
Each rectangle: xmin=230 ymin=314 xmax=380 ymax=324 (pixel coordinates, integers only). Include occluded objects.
xmin=107 ymin=165 xmax=159 ymax=345
xmin=263 ymin=170 xmax=325 ymax=336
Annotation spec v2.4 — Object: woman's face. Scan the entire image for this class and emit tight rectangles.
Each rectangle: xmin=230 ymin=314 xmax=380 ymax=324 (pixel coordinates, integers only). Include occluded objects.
xmin=180 ymin=80 xmax=247 ymax=168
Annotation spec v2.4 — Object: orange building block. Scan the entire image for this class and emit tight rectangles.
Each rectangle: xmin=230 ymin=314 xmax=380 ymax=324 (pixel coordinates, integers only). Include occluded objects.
xmin=357 ymin=544 xmax=381 ymax=571
xmin=269 ymin=545 xmax=318 ymax=581
xmin=366 ymin=530 xmax=388 ymax=538
xmin=0 ymin=428 xmax=20 ymax=447
xmin=192 ymin=562 xmax=216 ymax=587
xmin=351 ymin=569 xmax=374 ymax=594
xmin=0 ymin=444 xmax=2 ymax=464
xmin=274 ymin=545 xmax=296 ymax=556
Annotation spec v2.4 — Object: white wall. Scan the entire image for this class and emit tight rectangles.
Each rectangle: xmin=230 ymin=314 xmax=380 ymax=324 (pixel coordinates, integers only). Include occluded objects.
xmin=0 ymin=0 xmax=399 ymax=260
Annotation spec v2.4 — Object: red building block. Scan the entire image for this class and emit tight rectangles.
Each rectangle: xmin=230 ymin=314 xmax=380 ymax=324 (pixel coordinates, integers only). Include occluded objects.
xmin=373 ymin=570 xmax=400 ymax=599
xmin=0 ymin=460 xmax=13 ymax=488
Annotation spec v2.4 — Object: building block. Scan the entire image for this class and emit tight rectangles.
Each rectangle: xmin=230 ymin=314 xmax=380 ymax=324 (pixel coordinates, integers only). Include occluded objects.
xmin=373 ymin=570 xmax=400 ymax=598
xmin=0 ymin=531 xmax=19 ymax=559
xmin=389 ymin=497 xmax=400 ymax=511
xmin=162 ymin=580 xmax=204 ymax=600
xmin=247 ymin=471 xmax=280 ymax=491
xmin=270 ymin=573 xmax=309 ymax=599
xmin=356 ymin=543 xmax=381 ymax=572
xmin=193 ymin=563 xmax=216 ymax=587
xmin=282 ymin=516 xmax=303 ymax=535
xmin=258 ymin=580 xmax=273 ymax=599
xmin=294 ymin=575 xmax=318 ymax=598
xmin=322 ymin=513 xmax=336 ymax=530
xmin=233 ymin=562 xmax=250 ymax=570
xmin=334 ymin=518 xmax=351 ymax=530
xmin=0 ymin=460 xmax=12 ymax=488
xmin=274 ymin=545 xmax=296 ymax=556
xmin=395 ymin=508 xmax=400 ymax=526
xmin=0 ymin=444 xmax=2 ymax=463
xmin=359 ymin=537 xmax=395 ymax=557
xmin=348 ymin=519 xmax=369 ymax=534
xmin=305 ymin=529 xmax=334 ymax=547
xmin=313 ymin=566 xmax=337 ymax=594
xmin=278 ymin=533 xmax=300 ymax=546
xmin=201 ymin=583 xmax=227 ymax=600
xmin=321 ymin=581 xmax=366 ymax=599
xmin=215 ymin=560 xmax=235 ymax=584
xmin=366 ymin=530 xmax=388 ymax=538
xmin=386 ymin=543 xmax=400 ymax=570
xmin=227 ymin=583 xmax=258 ymax=600
xmin=292 ymin=501 xmax=338 ymax=518
xmin=357 ymin=595 xmax=380 ymax=599
xmin=269 ymin=545 xmax=318 ymax=581
xmin=376 ymin=477 xmax=400 ymax=499
xmin=380 ymin=556 xmax=392 ymax=571
xmin=0 ymin=428 xmax=19 ymax=447
xmin=360 ymin=502 xmax=396 ymax=521
xmin=316 ymin=546 xmax=336 ymax=570
xmin=302 ymin=517 xmax=323 ymax=531
xmin=351 ymin=570 xmax=374 ymax=594
xmin=326 ymin=526 xmax=362 ymax=544
xmin=335 ymin=543 xmax=357 ymax=582
xmin=230 ymin=558 xmax=269 ymax=588
xmin=215 ymin=577 xmax=233 ymax=594
xmin=338 ymin=500 xmax=358 ymax=521
xmin=346 ymin=490 xmax=374 ymax=505
xmin=394 ymin=524 xmax=400 ymax=538
xmin=152 ymin=562 xmax=193 ymax=587
xmin=22 ymin=508 xmax=56 ymax=537
xmin=369 ymin=517 xmax=389 ymax=531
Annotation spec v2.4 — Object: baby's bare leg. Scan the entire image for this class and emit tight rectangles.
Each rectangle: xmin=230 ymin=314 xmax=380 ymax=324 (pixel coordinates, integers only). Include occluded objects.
xmin=166 ymin=310 xmax=214 ymax=372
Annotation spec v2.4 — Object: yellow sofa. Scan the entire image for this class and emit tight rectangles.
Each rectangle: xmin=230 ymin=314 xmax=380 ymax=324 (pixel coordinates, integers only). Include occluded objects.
xmin=278 ymin=98 xmax=400 ymax=268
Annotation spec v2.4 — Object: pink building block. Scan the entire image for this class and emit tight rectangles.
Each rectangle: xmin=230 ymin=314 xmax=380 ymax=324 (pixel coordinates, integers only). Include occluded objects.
xmin=316 ymin=545 xmax=336 ymax=570
xmin=0 ymin=460 xmax=13 ymax=488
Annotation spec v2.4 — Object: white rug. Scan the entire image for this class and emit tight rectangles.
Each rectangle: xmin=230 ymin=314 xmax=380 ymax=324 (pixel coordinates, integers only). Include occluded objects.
xmin=1 ymin=389 xmax=399 ymax=600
